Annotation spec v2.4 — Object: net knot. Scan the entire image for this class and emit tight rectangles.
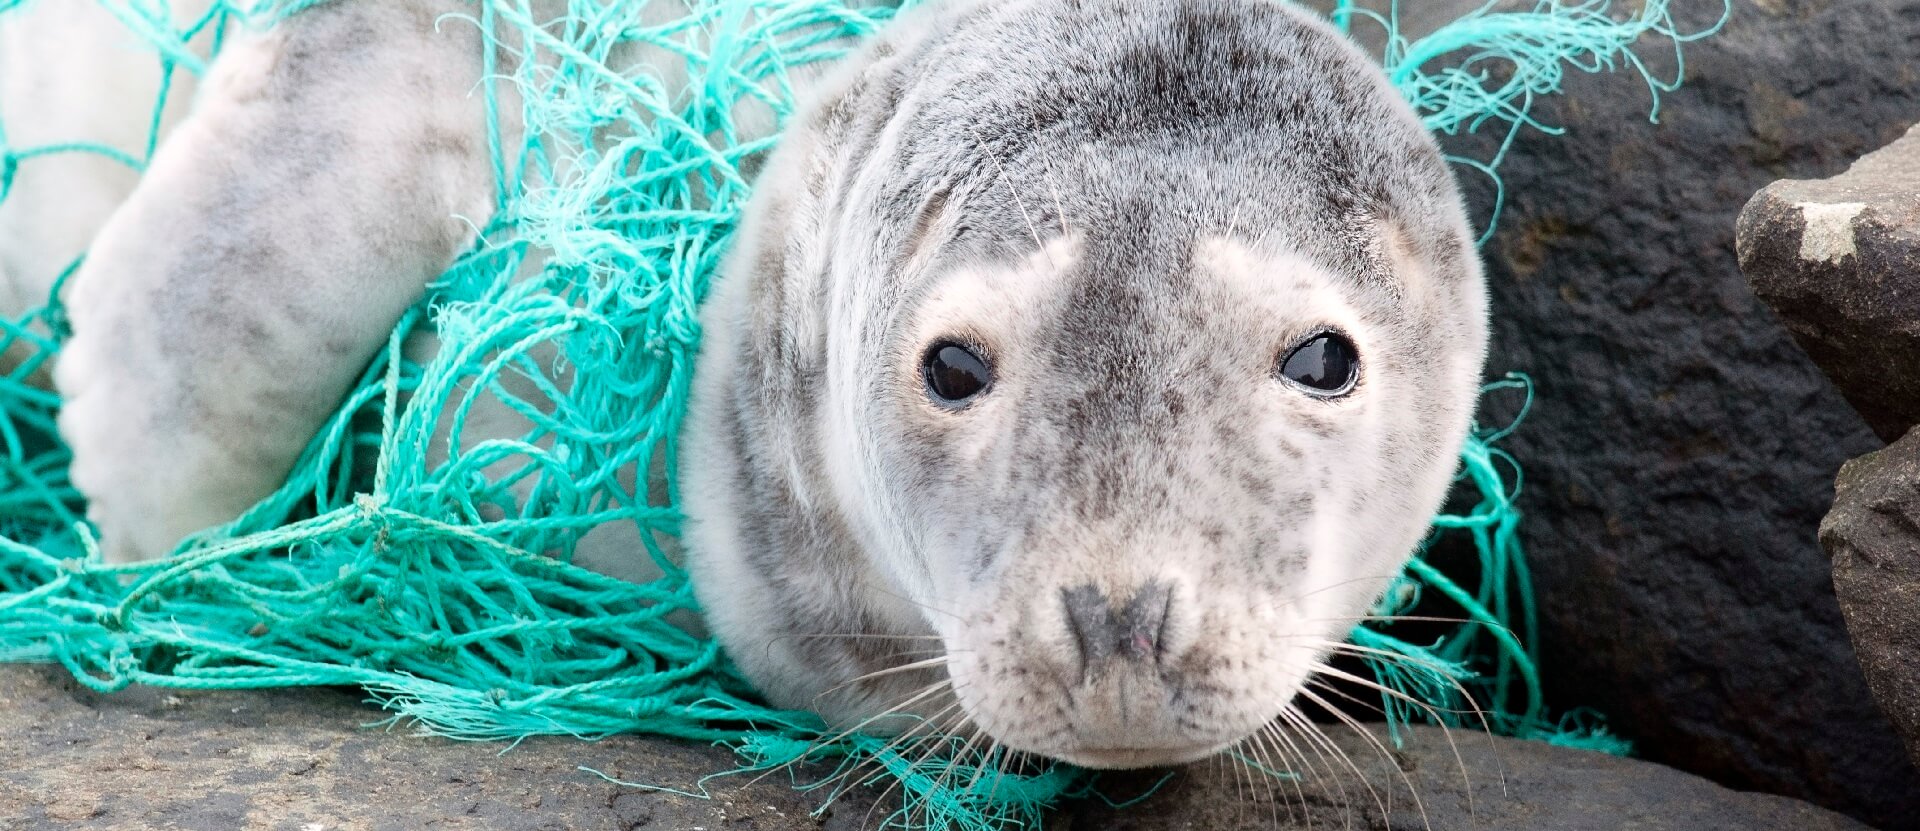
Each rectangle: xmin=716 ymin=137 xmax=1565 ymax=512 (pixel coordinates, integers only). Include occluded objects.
xmin=353 ymin=492 xmax=386 ymax=516
xmin=0 ymin=150 xmax=15 ymax=201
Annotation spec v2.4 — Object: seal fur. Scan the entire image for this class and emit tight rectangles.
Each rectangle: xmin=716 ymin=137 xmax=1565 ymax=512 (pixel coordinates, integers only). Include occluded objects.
xmin=680 ymin=0 xmax=1488 ymax=767
xmin=0 ymin=0 xmax=1489 ymax=770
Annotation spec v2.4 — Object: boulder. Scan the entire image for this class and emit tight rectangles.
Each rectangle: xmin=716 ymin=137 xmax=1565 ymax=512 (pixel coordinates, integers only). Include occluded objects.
xmin=1406 ymin=0 xmax=1920 ymax=826
xmin=1737 ymin=113 xmax=1920 ymax=775
xmin=0 ymin=664 xmax=1872 ymax=830
xmin=1737 ymin=94 xmax=1920 ymax=779
xmin=1738 ymin=124 xmax=1920 ymax=442
xmin=1820 ymin=428 xmax=1920 ymax=770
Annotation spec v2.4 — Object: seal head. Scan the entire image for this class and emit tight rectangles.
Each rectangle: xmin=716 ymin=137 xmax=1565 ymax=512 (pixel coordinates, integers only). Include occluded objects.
xmin=680 ymin=0 xmax=1488 ymax=768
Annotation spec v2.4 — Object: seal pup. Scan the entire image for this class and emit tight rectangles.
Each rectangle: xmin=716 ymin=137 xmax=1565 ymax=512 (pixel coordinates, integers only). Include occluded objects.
xmin=679 ymin=0 xmax=1488 ymax=767
xmin=0 ymin=0 xmax=792 ymax=566
xmin=2 ymin=0 xmax=1489 ymax=770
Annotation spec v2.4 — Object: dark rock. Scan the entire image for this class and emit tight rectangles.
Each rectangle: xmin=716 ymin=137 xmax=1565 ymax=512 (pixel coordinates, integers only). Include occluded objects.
xmin=0 ymin=664 xmax=1871 ymax=830
xmin=1736 ymin=108 xmax=1920 ymax=776
xmin=1738 ymin=124 xmax=1920 ymax=442
xmin=1074 ymin=727 xmax=1872 ymax=831
xmin=1820 ymin=428 xmax=1920 ymax=769
xmin=1395 ymin=0 xmax=1920 ymax=827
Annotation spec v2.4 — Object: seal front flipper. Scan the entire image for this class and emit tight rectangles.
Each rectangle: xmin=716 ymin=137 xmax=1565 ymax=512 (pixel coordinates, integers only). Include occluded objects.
xmin=53 ymin=0 xmax=509 ymax=563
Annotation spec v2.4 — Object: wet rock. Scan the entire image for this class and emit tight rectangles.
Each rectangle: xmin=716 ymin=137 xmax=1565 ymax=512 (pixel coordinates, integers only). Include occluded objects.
xmin=0 ymin=664 xmax=1871 ymax=830
xmin=1738 ymin=124 xmax=1920 ymax=442
xmin=1820 ymin=428 xmax=1920 ymax=769
xmin=1405 ymin=0 xmax=1920 ymax=826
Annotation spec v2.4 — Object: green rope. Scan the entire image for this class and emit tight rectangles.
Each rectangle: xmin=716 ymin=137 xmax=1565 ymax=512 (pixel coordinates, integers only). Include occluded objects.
xmin=0 ymin=0 xmax=1721 ymax=826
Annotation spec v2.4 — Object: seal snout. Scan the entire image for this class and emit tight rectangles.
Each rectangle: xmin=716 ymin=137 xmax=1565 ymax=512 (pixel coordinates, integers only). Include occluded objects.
xmin=1032 ymin=578 xmax=1226 ymax=768
xmin=1061 ymin=580 xmax=1174 ymax=677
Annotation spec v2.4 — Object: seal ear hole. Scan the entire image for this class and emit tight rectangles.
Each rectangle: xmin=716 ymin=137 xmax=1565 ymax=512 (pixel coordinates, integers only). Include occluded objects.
xmin=1277 ymin=331 xmax=1359 ymax=397
xmin=923 ymin=340 xmax=993 ymax=408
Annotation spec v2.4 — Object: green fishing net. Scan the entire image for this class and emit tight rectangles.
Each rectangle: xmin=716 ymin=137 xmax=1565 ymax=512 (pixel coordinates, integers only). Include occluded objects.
xmin=0 ymin=1 xmax=1725 ymax=827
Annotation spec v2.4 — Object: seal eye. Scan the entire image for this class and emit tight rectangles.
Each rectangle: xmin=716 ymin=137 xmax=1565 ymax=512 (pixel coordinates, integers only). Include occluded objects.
xmin=1278 ymin=331 xmax=1358 ymax=396
xmin=923 ymin=341 xmax=992 ymax=406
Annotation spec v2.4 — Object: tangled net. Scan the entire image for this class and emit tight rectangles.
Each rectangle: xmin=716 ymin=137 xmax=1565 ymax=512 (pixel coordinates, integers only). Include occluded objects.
xmin=0 ymin=1 xmax=1725 ymax=827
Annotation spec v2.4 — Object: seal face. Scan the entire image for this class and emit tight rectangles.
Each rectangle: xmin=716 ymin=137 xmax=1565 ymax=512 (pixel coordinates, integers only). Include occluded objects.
xmin=680 ymin=0 xmax=1490 ymax=768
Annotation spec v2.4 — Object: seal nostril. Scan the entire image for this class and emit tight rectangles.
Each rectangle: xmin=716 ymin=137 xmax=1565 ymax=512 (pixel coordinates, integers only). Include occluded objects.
xmin=1121 ymin=581 xmax=1171 ymax=663
xmin=1061 ymin=581 xmax=1173 ymax=673
xmin=1062 ymin=584 xmax=1112 ymax=681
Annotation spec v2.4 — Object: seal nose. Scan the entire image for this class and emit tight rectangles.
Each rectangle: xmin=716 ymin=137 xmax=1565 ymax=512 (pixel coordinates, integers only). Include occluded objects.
xmin=1062 ymin=581 xmax=1173 ymax=671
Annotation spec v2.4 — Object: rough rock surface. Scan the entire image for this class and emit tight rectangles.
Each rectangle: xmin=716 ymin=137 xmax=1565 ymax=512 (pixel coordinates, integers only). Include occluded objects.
xmin=1379 ymin=0 xmax=1920 ymax=827
xmin=1738 ymin=114 xmax=1920 ymax=773
xmin=1738 ymin=125 xmax=1920 ymax=442
xmin=1819 ymin=428 xmax=1920 ymax=769
xmin=0 ymin=664 xmax=1872 ymax=830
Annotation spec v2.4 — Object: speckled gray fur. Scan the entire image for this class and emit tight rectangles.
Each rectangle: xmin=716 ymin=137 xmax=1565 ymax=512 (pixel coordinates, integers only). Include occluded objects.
xmin=2 ymin=0 xmax=1488 ymax=770
xmin=6 ymin=1 xmax=509 ymax=564
xmin=679 ymin=0 xmax=1487 ymax=768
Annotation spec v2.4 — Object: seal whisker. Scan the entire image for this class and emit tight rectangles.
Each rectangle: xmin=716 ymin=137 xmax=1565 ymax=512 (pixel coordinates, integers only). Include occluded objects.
xmin=1032 ymin=132 xmax=1071 ymax=240
xmin=1310 ymin=642 xmax=1499 ymax=731
xmin=844 ymin=698 xmax=970 ymax=795
xmin=965 ymin=124 xmax=1052 ymax=264
xmin=853 ymin=578 xmax=964 ymax=621
xmin=1262 ymin=720 xmax=1330 ymax=830
xmin=812 ymin=655 xmax=952 ymax=702
xmin=1296 ymin=685 xmax=1430 ymax=829
xmin=778 ymin=633 xmax=946 ymax=642
xmin=1274 ymin=708 xmax=1344 ymax=815
xmin=1226 ymin=730 xmax=1254 ymax=822
xmin=1310 ymin=639 xmax=1453 ymax=673
xmin=960 ymin=735 xmax=1006 ymax=800
xmin=741 ymin=689 xmax=962 ymax=794
xmin=1236 ymin=725 xmax=1291 ymax=827
xmin=1276 ymin=707 xmax=1358 ymax=828
xmin=1267 ymin=717 xmax=1328 ymax=829
xmin=893 ymin=713 xmax=992 ymax=829
xmin=1275 ymin=651 xmax=1467 ymax=725
xmin=1286 ymin=572 xmax=1435 ymax=605
xmin=1305 ymin=652 xmax=1498 ymax=818
xmin=1264 ymin=723 xmax=1317 ymax=827
xmin=1291 ymin=614 xmax=1478 ymax=627
xmin=1302 ymin=655 xmax=1491 ymax=743
xmin=1299 ymin=705 xmax=1393 ymax=830
xmin=1243 ymin=727 xmax=1289 ymax=823
xmin=852 ymin=700 xmax=975 ymax=828
xmin=1303 ymin=661 xmax=1500 ymax=819
xmin=794 ymin=678 xmax=958 ymax=763
xmin=1249 ymin=729 xmax=1290 ymax=822
xmin=1306 ymin=676 xmax=1392 ymax=720
xmin=979 ymin=741 xmax=1018 ymax=812
xmin=1236 ymin=734 xmax=1268 ymax=827
xmin=1283 ymin=702 xmax=1386 ymax=825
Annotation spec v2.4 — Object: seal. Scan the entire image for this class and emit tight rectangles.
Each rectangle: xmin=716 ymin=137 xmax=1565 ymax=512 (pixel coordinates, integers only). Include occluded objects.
xmin=2 ymin=0 xmax=1489 ymax=771
xmin=2 ymin=0 xmax=512 ymax=565
xmin=679 ymin=0 xmax=1488 ymax=767
xmin=0 ymin=0 xmax=767 ymax=565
